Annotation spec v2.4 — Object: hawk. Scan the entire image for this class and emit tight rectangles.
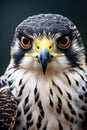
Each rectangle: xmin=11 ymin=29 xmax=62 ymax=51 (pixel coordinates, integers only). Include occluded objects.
xmin=0 ymin=14 xmax=87 ymax=130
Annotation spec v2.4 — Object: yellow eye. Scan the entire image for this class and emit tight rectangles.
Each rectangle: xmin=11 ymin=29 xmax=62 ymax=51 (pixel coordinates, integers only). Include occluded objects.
xmin=20 ymin=36 xmax=32 ymax=49
xmin=57 ymin=36 xmax=71 ymax=49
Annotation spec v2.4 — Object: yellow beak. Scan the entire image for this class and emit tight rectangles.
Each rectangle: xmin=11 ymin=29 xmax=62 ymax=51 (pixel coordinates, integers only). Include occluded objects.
xmin=25 ymin=37 xmax=64 ymax=74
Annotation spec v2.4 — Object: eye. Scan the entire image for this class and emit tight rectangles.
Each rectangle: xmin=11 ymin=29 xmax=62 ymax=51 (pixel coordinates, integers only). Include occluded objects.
xmin=20 ymin=36 xmax=32 ymax=49
xmin=57 ymin=36 xmax=71 ymax=49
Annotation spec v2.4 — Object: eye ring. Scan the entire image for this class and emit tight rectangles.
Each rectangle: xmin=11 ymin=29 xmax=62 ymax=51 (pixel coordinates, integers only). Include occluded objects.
xmin=20 ymin=36 xmax=32 ymax=49
xmin=57 ymin=36 xmax=71 ymax=49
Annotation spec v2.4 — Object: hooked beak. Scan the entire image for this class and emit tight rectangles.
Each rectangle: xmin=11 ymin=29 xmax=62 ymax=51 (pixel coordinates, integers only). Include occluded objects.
xmin=37 ymin=48 xmax=53 ymax=74
xmin=25 ymin=37 xmax=65 ymax=74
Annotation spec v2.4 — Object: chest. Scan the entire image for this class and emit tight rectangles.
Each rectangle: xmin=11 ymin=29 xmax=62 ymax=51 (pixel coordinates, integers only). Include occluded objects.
xmin=1 ymin=65 xmax=86 ymax=130
xmin=9 ymin=70 xmax=87 ymax=130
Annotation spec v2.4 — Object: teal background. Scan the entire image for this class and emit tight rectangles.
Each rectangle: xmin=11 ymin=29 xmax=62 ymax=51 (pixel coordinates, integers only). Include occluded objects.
xmin=0 ymin=0 xmax=87 ymax=74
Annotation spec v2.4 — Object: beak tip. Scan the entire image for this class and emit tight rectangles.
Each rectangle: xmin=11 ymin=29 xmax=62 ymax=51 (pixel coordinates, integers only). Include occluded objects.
xmin=42 ymin=65 xmax=47 ymax=74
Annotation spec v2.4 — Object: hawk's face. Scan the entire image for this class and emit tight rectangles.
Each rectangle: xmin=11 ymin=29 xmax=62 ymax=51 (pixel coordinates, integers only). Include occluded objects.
xmin=11 ymin=14 xmax=85 ymax=74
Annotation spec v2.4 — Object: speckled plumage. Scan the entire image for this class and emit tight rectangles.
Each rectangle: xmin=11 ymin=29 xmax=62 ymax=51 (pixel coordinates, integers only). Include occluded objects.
xmin=0 ymin=14 xmax=87 ymax=130
xmin=0 ymin=86 xmax=17 ymax=130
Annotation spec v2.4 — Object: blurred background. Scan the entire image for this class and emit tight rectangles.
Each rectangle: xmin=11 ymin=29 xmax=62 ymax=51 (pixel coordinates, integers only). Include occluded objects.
xmin=0 ymin=0 xmax=87 ymax=74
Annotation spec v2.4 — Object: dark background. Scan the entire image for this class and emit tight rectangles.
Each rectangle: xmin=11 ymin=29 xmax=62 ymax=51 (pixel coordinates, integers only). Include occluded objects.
xmin=0 ymin=0 xmax=87 ymax=75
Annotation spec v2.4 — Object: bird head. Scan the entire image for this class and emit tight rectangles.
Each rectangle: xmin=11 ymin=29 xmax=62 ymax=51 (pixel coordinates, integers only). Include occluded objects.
xmin=11 ymin=14 xmax=85 ymax=74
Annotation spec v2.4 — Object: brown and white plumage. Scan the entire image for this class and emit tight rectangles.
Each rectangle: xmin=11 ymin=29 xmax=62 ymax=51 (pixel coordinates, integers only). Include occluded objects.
xmin=0 ymin=14 xmax=87 ymax=130
xmin=0 ymin=82 xmax=17 ymax=130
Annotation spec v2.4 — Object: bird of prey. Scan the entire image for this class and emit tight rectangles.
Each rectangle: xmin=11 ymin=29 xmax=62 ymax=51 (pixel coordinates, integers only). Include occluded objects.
xmin=0 ymin=14 xmax=87 ymax=130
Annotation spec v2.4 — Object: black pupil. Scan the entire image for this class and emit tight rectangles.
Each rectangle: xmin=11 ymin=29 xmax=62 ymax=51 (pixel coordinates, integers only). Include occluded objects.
xmin=23 ymin=38 xmax=29 ymax=45
xmin=60 ymin=37 xmax=67 ymax=44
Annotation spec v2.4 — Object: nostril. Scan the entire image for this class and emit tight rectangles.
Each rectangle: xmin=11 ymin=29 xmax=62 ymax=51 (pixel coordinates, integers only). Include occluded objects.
xmin=49 ymin=45 xmax=52 ymax=49
xmin=37 ymin=46 xmax=40 ymax=49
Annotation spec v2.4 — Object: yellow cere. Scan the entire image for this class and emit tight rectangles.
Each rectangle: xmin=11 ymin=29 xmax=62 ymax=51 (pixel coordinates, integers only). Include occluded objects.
xmin=36 ymin=37 xmax=53 ymax=52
